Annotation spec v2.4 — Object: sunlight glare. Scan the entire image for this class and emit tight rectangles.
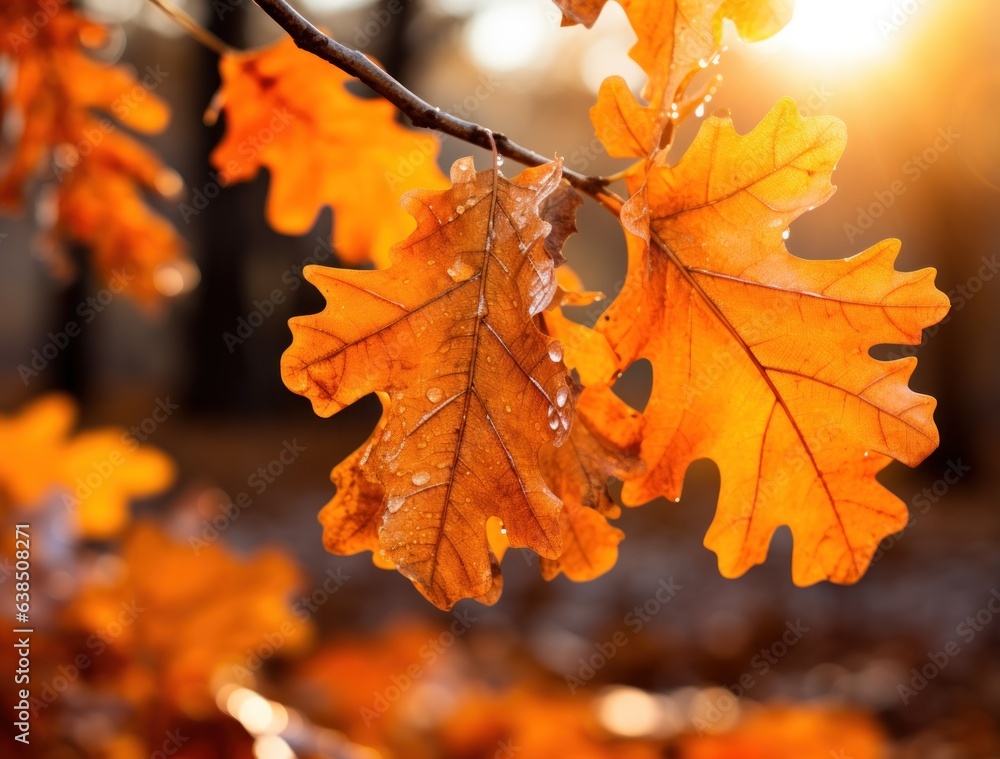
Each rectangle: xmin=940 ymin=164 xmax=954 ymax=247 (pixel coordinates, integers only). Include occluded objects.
xmin=751 ymin=0 xmax=903 ymax=61
xmin=596 ymin=686 xmax=662 ymax=737
xmin=465 ymin=0 xmax=551 ymax=72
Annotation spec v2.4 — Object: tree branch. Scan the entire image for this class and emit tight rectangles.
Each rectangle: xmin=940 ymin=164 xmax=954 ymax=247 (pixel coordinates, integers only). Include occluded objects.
xmin=251 ymin=0 xmax=611 ymax=197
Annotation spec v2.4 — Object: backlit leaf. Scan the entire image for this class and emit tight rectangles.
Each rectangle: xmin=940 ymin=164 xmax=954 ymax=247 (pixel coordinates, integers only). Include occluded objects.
xmin=597 ymin=98 xmax=949 ymax=584
xmin=283 ymin=158 xmax=574 ymax=608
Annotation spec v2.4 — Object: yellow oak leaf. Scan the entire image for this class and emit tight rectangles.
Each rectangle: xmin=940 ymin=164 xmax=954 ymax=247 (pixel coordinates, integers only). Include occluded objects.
xmin=598 ymin=99 xmax=949 ymax=584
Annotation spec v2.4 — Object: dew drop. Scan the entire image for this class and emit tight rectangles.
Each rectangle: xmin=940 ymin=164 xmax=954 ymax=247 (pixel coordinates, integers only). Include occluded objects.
xmin=426 ymin=387 xmax=443 ymax=403
xmin=386 ymin=496 xmax=405 ymax=513
xmin=486 ymin=355 xmax=493 ymax=364
xmin=695 ymin=103 xmax=706 ymax=118
xmin=447 ymin=260 xmax=476 ymax=282
xmin=555 ymin=386 xmax=569 ymax=408
xmin=500 ymin=528 xmax=507 ymax=535
xmin=674 ymin=497 xmax=680 ymax=503
xmin=863 ymin=451 xmax=869 ymax=457
xmin=548 ymin=343 xmax=564 ymax=362
xmin=412 ymin=471 xmax=430 ymax=486
xmin=456 ymin=205 xmax=465 ymax=214
xmin=427 ymin=259 xmax=436 ymax=266
xmin=548 ymin=414 xmax=560 ymax=430
xmin=381 ymin=428 xmax=392 ymax=442
xmin=782 ymin=229 xmax=790 ymax=240
xmin=698 ymin=58 xmax=708 ymax=68
xmin=496 ymin=156 xmax=504 ymax=166
xmin=505 ymin=405 xmax=512 ymax=413
xmin=417 ymin=441 xmax=427 ymax=450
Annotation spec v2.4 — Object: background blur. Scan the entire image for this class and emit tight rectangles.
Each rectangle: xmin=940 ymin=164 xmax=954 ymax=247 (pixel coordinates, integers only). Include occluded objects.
xmin=1 ymin=0 xmax=998 ymax=756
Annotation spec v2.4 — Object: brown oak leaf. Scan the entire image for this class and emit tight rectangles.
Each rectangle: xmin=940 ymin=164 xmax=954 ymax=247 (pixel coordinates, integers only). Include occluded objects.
xmin=283 ymin=157 xmax=574 ymax=609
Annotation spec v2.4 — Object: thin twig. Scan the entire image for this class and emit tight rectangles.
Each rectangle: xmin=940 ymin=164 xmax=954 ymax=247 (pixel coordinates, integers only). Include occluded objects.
xmin=147 ymin=0 xmax=235 ymax=56
xmin=250 ymin=0 xmax=611 ymax=197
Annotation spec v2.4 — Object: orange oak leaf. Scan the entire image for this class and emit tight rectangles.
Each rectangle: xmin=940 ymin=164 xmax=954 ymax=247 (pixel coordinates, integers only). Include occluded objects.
xmin=283 ymin=157 xmax=574 ymax=609
xmin=557 ymin=0 xmax=793 ymax=157
xmin=0 ymin=1 xmax=190 ymax=305
xmin=319 ymin=394 xmax=397 ymax=570
xmin=598 ymin=99 xmax=950 ymax=585
xmin=211 ymin=36 xmax=448 ymax=268
xmin=0 ymin=394 xmax=175 ymax=537
xmin=64 ymin=522 xmax=311 ymax=717
xmin=318 ymin=394 xmax=510 ymax=607
xmin=535 ymin=274 xmax=642 ymax=582
xmin=538 ymin=387 xmax=643 ymax=581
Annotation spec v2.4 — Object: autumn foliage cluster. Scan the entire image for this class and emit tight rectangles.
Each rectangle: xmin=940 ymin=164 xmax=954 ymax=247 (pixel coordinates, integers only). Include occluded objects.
xmin=0 ymin=0 xmax=949 ymax=612
xmin=0 ymin=0 xmax=956 ymax=755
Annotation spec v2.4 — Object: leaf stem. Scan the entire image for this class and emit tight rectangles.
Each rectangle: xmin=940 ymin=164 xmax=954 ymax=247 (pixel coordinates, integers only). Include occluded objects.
xmin=250 ymin=0 xmax=612 ymax=198
xmin=146 ymin=0 xmax=236 ymax=57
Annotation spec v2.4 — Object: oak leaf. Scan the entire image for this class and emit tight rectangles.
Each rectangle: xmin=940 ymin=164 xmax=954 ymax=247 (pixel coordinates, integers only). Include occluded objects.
xmin=556 ymin=0 xmax=792 ymax=157
xmin=211 ymin=37 xmax=448 ymax=267
xmin=0 ymin=2 xmax=190 ymax=305
xmin=536 ymin=275 xmax=643 ymax=582
xmin=283 ymin=157 xmax=574 ymax=609
xmin=0 ymin=394 xmax=175 ymax=537
xmin=597 ymin=99 xmax=949 ymax=585
xmin=537 ymin=387 xmax=642 ymax=581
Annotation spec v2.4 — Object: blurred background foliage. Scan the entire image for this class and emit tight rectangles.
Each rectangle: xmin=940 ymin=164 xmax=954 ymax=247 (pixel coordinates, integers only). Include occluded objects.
xmin=0 ymin=0 xmax=998 ymax=757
